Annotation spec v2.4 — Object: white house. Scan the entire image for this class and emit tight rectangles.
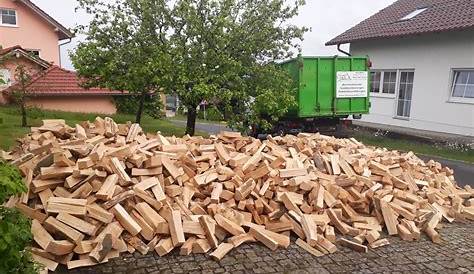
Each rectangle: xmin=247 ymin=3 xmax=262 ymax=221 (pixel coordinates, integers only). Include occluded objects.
xmin=326 ymin=0 xmax=474 ymax=137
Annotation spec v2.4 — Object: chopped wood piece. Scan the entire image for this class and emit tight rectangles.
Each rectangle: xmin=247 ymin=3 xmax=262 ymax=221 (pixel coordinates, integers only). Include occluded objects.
xmin=339 ymin=238 xmax=368 ymax=253
xmin=210 ymin=242 xmax=234 ymax=261
xmin=380 ymin=201 xmax=398 ymax=235
xmin=199 ymin=215 xmax=219 ymax=248
xmin=45 ymin=216 xmax=84 ymax=244
xmin=296 ymin=238 xmax=324 ymax=257
xmin=301 ymin=214 xmax=318 ymax=246
xmin=215 ymin=214 xmax=245 ymax=236
xmin=89 ymin=233 xmax=113 ymax=262
xmin=112 ymin=203 xmax=142 ymax=236
xmin=57 ymin=213 xmax=97 ymax=236
xmin=155 ymin=237 xmax=174 ymax=256
xmin=249 ymin=227 xmax=278 ymax=251
xmin=168 ymin=210 xmax=185 ymax=246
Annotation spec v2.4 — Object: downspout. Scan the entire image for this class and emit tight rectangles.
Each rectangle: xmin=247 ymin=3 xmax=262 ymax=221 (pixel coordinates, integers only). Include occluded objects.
xmin=58 ymin=38 xmax=72 ymax=68
xmin=337 ymin=44 xmax=351 ymax=56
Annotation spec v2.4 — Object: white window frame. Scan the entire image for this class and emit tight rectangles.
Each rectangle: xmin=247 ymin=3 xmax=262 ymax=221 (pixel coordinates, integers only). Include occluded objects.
xmin=448 ymin=68 xmax=474 ymax=105
xmin=370 ymin=69 xmax=397 ymax=98
xmin=393 ymin=69 xmax=415 ymax=120
xmin=0 ymin=69 xmax=11 ymax=87
xmin=0 ymin=8 xmax=18 ymax=27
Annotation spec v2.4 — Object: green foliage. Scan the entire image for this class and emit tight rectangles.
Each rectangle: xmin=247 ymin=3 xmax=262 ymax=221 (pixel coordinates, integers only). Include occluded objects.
xmin=0 ymin=160 xmax=26 ymax=204
xmin=198 ymin=106 xmax=224 ymax=121
xmin=114 ymin=95 xmax=164 ymax=119
xmin=0 ymin=161 xmax=37 ymax=274
xmin=0 ymin=207 xmax=37 ymax=274
xmin=72 ymin=0 xmax=308 ymax=135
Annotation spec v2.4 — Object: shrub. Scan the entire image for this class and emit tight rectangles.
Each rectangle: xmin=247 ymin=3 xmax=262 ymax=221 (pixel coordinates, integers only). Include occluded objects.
xmin=0 ymin=161 xmax=38 ymax=274
xmin=198 ymin=106 xmax=224 ymax=121
xmin=113 ymin=94 xmax=164 ymax=119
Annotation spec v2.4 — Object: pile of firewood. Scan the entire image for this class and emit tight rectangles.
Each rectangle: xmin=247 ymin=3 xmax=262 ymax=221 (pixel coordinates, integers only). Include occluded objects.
xmin=2 ymin=117 xmax=473 ymax=273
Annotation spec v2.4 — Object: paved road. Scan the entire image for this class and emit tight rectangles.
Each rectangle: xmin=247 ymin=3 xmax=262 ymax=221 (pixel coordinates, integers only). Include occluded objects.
xmin=55 ymin=221 xmax=474 ymax=274
xmin=169 ymin=119 xmax=233 ymax=135
xmin=168 ymin=120 xmax=473 ymax=186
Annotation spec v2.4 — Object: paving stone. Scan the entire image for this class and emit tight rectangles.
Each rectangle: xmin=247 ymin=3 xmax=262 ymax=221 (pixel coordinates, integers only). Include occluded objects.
xmin=52 ymin=221 xmax=473 ymax=274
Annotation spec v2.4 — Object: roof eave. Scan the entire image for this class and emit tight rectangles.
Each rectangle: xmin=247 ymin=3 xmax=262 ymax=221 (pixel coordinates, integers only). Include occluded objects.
xmin=15 ymin=0 xmax=74 ymax=40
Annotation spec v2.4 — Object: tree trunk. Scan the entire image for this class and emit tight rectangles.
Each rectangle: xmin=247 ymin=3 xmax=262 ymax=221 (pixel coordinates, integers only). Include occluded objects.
xmin=21 ymin=100 xmax=27 ymax=127
xmin=186 ymin=106 xmax=197 ymax=136
xmin=135 ymin=92 xmax=147 ymax=124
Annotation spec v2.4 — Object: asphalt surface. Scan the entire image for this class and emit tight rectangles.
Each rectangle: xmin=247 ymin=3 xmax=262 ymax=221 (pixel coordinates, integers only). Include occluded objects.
xmin=169 ymin=119 xmax=473 ymax=187
xmin=169 ymin=119 xmax=233 ymax=135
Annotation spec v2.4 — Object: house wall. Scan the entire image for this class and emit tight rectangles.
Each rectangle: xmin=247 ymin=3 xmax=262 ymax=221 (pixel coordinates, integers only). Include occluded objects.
xmin=350 ymin=30 xmax=474 ymax=137
xmin=0 ymin=56 xmax=43 ymax=103
xmin=27 ymin=96 xmax=117 ymax=114
xmin=0 ymin=0 xmax=60 ymax=64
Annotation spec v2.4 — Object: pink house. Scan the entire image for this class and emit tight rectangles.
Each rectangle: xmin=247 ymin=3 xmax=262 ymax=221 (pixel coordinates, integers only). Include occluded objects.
xmin=0 ymin=0 xmax=73 ymax=65
xmin=0 ymin=1 xmax=128 ymax=114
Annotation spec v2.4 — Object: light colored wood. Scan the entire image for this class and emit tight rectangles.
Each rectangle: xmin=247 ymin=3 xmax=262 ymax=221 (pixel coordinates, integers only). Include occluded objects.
xmin=168 ymin=210 xmax=185 ymax=246
xmin=295 ymin=238 xmax=324 ymax=257
xmin=57 ymin=213 xmax=97 ymax=236
xmin=227 ymin=233 xmax=255 ymax=247
xmin=199 ymin=215 xmax=218 ymax=249
xmin=380 ymin=201 xmax=398 ymax=235
xmin=32 ymin=253 xmax=59 ymax=271
xmin=214 ymin=214 xmax=245 ymax=236
xmin=155 ymin=237 xmax=174 ymax=256
xmin=210 ymin=242 xmax=234 ymax=261
xmin=339 ymin=238 xmax=368 ymax=253
xmin=249 ymin=227 xmax=278 ymax=251
xmin=112 ymin=203 xmax=142 ymax=236
xmin=301 ymin=214 xmax=318 ymax=246
xmin=87 ymin=203 xmax=114 ymax=223
xmin=45 ymin=216 xmax=84 ymax=244
xmin=96 ymin=174 xmax=118 ymax=200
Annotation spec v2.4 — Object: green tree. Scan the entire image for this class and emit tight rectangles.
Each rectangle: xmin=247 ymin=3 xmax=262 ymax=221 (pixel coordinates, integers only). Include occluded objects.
xmin=73 ymin=0 xmax=307 ymax=135
xmin=71 ymin=0 xmax=172 ymax=123
xmin=11 ymin=65 xmax=32 ymax=127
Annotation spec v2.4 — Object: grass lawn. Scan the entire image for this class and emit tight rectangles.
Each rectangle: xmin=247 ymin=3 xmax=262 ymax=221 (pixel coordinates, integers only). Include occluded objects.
xmin=353 ymin=131 xmax=474 ymax=164
xmin=0 ymin=106 xmax=207 ymax=151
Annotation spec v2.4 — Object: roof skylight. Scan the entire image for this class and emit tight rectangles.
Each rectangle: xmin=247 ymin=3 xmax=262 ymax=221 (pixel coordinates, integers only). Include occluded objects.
xmin=399 ymin=7 xmax=428 ymax=21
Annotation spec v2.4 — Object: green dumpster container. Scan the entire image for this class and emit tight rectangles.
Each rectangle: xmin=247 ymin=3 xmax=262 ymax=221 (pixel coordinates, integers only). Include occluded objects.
xmin=260 ymin=55 xmax=371 ymax=135
xmin=280 ymin=55 xmax=370 ymax=119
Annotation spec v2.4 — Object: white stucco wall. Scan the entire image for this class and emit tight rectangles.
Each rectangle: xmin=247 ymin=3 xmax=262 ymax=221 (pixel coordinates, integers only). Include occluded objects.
xmin=350 ymin=30 xmax=474 ymax=137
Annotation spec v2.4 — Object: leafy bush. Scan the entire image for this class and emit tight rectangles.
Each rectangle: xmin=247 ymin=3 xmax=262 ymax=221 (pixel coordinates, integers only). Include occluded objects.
xmin=113 ymin=94 xmax=164 ymax=119
xmin=198 ymin=106 xmax=224 ymax=121
xmin=0 ymin=161 xmax=37 ymax=274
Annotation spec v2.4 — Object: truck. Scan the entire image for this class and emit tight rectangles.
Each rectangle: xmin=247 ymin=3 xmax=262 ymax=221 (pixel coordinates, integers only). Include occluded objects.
xmin=264 ymin=55 xmax=371 ymax=136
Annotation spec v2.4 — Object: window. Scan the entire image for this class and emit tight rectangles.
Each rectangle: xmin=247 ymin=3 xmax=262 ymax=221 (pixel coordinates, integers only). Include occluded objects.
xmin=451 ymin=70 xmax=474 ymax=100
xmin=396 ymin=71 xmax=415 ymax=118
xmin=0 ymin=69 xmax=11 ymax=87
xmin=370 ymin=70 xmax=396 ymax=94
xmin=27 ymin=50 xmax=40 ymax=58
xmin=370 ymin=71 xmax=381 ymax=93
xmin=0 ymin=8 xmax=17 ymax=26
xmin=382 ymin=71 xmax=397 ymax=94
xmin=399 ymin=7 xmax=428 ymax=21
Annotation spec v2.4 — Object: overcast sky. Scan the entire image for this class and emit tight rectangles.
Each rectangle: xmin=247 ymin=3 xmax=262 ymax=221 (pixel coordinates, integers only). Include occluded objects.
xmin=31 ymin=0 xmax=396 ymax=70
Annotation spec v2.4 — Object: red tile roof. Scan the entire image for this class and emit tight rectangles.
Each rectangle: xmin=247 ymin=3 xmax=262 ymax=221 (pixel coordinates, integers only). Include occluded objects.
xmin=326 ymin=0 xmax=474 ymax=45
xmin=5 ymin=66 xmax=126 ymax=96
